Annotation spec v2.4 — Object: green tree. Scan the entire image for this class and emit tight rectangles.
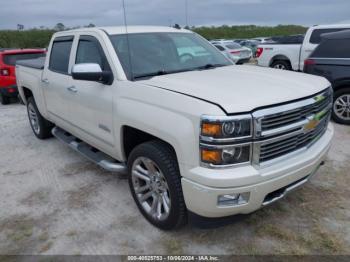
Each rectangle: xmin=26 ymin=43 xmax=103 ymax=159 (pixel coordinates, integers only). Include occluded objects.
xmin=54 ymin=23 xmax=65 ymax=31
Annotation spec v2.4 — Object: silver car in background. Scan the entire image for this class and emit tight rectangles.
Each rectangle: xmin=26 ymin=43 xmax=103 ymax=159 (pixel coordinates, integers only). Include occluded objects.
xmin=212 ymin=41 xmax=252 ymax=64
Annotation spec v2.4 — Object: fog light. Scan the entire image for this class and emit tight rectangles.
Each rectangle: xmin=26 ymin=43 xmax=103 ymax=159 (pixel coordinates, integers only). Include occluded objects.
xmin=218 ymin=192 xmax=250 ymax=206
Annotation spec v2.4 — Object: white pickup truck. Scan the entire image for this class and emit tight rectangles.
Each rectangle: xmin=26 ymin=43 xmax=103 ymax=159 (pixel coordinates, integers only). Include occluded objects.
xmin=16 ymin=26 xmax=333 ymax=230
xmin=257 ymin=24 xmax=350 ymax=71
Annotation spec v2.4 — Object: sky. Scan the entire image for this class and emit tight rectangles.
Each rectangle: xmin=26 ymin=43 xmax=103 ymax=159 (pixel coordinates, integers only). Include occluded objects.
xmin=1 ymin=0 xmax=350 ymax=30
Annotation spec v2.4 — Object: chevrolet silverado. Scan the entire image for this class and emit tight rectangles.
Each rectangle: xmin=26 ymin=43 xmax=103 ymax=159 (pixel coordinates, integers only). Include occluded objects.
xmin=16 ymin=26 xmax=333 ymax=230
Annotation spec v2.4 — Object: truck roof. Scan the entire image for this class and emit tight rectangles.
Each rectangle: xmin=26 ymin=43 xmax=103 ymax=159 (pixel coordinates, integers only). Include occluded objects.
xmin=311 ymin=24 xmax=350 ymax=29
xmin=60 ymin=26 xmax=192 ymax=35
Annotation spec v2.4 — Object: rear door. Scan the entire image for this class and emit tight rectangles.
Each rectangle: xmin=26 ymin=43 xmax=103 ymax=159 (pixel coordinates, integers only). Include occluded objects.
xmin=308 ymin=38 xmax=350 ymax=82
xmin=43 ymin=36 xmax=74 ymax=123
xmin=301 ymin=27 xmax=350 ymax=70
xmin=67 ymin=34 xmax=115 ymax=150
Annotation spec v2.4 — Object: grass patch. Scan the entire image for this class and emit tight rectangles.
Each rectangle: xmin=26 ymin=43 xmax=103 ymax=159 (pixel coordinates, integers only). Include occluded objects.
xmin=0 ymin=215 xmax=34 ymax=243
xmin=66 ymin=230 xmax=77 ymax=237
xmin=39 ymin=241 xmax=53 ymax=253
xmin=162 ymin=238 xmax=184 ymax=255
xmin=256 ymin=224 xmax=296 ymax=241
xmin=300 ymin=226 xmax=346 ymax=254
xmin=38 ymin=231 xmax=49 ymax=242
xmin=20 ymin=188 xmax=50 ymax=206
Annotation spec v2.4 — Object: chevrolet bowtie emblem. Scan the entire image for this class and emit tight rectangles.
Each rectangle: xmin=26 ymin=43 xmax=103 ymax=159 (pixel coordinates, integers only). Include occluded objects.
xmin=304 ymin=117 xmax=319 ymax=132
xmin=303 ymin=110 xmax=327 ymax=132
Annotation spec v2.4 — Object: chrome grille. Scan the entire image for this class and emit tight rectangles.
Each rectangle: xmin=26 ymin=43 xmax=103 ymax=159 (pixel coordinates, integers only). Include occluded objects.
xmin=259 ymin=113 xmax=329 ymax=162
xmin=261 ymin=93 xmax=331 ymax=131
xmin=253 ymin=88 xmax=332 ymax=165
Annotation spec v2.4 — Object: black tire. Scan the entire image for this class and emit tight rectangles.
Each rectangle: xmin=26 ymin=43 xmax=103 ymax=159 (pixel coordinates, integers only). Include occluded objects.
xmin=271 ymin=60 xmax=292 ymax=70
xmin=127 ymin=140 xmax=187 ymax=230
xmin=332 ymin=88 xmax=350 ymax=125
xmin=0 ymin=94 xmax=10 ymax=105
xmin=26 ymin=97 xmax=54 ymax=139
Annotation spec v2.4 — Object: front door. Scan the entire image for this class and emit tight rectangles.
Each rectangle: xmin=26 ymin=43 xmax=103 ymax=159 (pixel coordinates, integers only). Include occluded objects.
xmin=67 ymin=34 xmax=115 ymax=150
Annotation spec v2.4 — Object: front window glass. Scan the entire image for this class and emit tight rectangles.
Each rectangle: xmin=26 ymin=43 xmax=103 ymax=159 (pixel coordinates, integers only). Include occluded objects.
xmin=75 ymin=36 xmax=110 ymax=71
xmin=110 ymin=32 xmax=231 ymax=80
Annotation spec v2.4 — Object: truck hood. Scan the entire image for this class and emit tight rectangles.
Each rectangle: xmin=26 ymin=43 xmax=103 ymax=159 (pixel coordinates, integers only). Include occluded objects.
xmin=138 ymin=65 xmax=330 ymax=113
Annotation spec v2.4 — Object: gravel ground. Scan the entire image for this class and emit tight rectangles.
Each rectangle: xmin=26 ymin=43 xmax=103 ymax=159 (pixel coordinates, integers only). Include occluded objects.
xmin=0 ymin=102 xmax=349 ymax=255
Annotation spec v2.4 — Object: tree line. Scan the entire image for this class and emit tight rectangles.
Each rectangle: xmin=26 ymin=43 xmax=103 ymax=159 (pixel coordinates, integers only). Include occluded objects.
xmin=0 ymin=24 xmax=308 ymax=49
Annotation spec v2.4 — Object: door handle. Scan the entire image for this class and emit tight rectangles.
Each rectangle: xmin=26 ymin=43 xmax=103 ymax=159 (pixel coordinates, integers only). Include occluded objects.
xmin=41 ymin=78 xmax=49 ymax=84
xmin=67 ymin=86 xmax=78 ymax=93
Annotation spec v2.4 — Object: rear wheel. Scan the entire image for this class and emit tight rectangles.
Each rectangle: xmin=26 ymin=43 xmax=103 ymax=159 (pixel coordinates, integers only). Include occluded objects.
xmin=332 ymin=88 xmax=350 ymax=125
xmin=27 ymin=97 xmax=54 ymax=139
xmin=0 ymin=94 xmax=10 ymax=105
xmin=128 ymin=140 xmax=187 ymax=230
xmin=271 ymin=60 xmax=292 ymax=70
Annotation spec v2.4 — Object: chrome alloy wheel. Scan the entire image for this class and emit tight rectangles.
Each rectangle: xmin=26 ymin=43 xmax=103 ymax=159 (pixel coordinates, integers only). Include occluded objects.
xmin=28 ymin=103 xmax=40 ymax=134
xmin=334 ymin=94 xmax=350 ymax=121
xmin=131 ymin=157 xmax=171 ymax=221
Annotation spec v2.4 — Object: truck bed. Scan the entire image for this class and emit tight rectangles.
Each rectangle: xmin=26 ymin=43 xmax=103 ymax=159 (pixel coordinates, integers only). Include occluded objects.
xmin=16 ymin=57 xmax=45 ymax=70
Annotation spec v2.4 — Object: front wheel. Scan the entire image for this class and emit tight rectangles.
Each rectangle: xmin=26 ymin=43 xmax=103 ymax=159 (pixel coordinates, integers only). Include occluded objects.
xmin=27 ymin=97 xmax=54 ymax=139
xmin=271 ymin=60 xmax=292 ymax=70
xmin=127 ymin=141 xmax=187 ymax=230
xmin=332 ymin=88 xmax=350 ymax=125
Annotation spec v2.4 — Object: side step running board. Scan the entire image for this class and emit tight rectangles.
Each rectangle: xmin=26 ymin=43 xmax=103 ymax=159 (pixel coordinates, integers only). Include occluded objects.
xmin=52 ymin=127 xmax=127 ymax=174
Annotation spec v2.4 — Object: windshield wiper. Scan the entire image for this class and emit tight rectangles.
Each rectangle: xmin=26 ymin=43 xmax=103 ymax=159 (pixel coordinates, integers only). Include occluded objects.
xmin=132 ymin=64 xmax=228 ymax=80
xmin=195 ymin=63 xmax=228 ymax=70
xmin=133 ymin=70 xmax=169 ymax=80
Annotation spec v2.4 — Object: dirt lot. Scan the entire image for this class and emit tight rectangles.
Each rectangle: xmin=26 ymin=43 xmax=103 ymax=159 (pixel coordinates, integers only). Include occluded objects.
xmin=0 ymin=102 xmax=349 ymax=255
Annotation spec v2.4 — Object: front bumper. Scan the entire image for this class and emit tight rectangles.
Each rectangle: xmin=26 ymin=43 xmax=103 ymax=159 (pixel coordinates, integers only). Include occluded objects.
xmin=181 ymin=124 xmax=333 ymax=218
xmin=0 ymin=85 xmax=18 ymax=97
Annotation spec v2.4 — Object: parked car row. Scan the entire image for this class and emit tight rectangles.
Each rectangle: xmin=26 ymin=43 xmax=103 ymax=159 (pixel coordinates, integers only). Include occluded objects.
xmin=211 ymin=40 xmax=252 ymax=64
xmin=256 ymin=24 xmax=350 ymax=71
xmin=255 ymin=24 xmax=350 ymax=124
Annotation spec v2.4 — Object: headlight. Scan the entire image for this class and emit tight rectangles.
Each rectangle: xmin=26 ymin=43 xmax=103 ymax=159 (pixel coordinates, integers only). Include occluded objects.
xmin=200 ymin=115 xmax=253 ymax=168
xmin=201 ymin=115 xmax=252 ymax=141
xmin=201 ymin=144 xmax=251 ymax=166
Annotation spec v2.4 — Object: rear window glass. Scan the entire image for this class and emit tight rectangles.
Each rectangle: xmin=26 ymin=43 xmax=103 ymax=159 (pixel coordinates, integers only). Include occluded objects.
xmin=311 ymin=39 xmax=350 ymax=58
xmin=225 ymin=43 xmax=241 ymax=49
xmin=3 ymin=52 xmax=45 ymax=66
xmin=49 ymin=37 xmax=73 ymax=74
xmin=310 ymin=28 xmax=349 ymax=44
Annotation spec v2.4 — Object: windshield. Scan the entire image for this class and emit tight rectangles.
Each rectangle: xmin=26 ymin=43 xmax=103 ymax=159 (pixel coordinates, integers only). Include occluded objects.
xmin=110 ymin=32 xmax=231 ymax=80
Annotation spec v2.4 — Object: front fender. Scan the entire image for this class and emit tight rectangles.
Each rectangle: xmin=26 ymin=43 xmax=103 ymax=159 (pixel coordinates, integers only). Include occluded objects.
xmin=114 ymin=83 xmax=225 ymax=176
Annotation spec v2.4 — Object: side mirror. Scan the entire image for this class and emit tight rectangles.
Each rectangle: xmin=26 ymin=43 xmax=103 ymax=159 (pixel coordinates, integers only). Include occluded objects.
xmin=72 ymin=63 xmax=112 ymax=84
